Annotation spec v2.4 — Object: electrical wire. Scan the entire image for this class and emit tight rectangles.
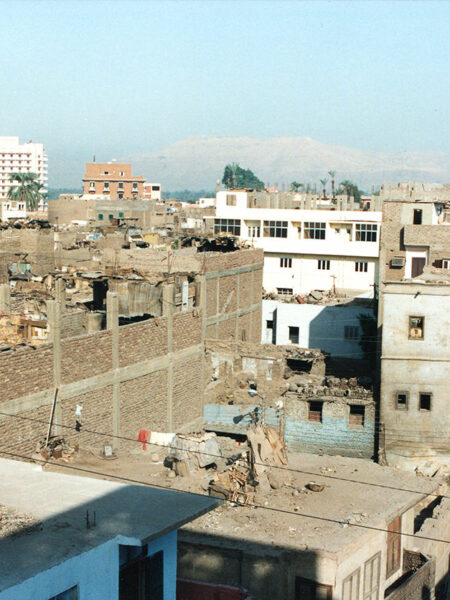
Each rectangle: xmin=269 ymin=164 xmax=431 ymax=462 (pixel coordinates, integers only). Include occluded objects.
xmin=0 ymin=448 xmax=447 ymax=545
xmin=0 ymin=410 xmax=447 ymax=500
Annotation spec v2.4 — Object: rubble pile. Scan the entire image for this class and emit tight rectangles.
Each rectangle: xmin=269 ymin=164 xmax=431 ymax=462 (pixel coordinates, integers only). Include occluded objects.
xmin=0 ymin=505 xmax=39 ymax=538
xmin=287 ymin=375 xmax=373 ymax=397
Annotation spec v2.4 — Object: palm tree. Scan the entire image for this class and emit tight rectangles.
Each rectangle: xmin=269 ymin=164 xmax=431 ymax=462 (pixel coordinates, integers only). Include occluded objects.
xmin=328 ymin=171 xmax=336 ymax=198
xmin=320 ymin=178 xmax=328 ymax=198
xmin=290 ymin=181 xmax=303 ymax=192
xmin=7 ymin=172 xmax=43 ymax=211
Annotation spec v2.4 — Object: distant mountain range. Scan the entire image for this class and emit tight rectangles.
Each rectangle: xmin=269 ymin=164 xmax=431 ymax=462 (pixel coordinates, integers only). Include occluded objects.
xmin=122 ymin=136 xmax=450 ymax=191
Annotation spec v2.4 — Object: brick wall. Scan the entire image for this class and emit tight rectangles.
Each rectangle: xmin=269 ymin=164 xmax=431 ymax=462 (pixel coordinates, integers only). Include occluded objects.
xmin=385 ymin=555 xmax=435 ymax=600
xmin=60 ymin=310 xmax=87 ymax=339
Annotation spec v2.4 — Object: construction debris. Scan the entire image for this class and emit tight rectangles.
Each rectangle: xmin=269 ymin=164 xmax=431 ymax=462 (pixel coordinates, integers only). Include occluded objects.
xmin=168 ymin=432 xmax=222 ymax=477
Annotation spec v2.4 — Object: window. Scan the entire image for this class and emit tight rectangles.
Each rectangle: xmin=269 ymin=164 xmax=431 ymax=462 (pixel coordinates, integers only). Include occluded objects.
xmin=342 ymin=568 xmax=360 ymax=600
xmin=226 ymin=194 xmax=237 ymax=206
xmin=266 ymin=320 xmax=273 ymax=330
xmin=98 ymin=213 xmax=104 ymax=220
xmin=118 ymin=194 xmax=123 ymax=199
xmin=152 ymin=185 xmax=160 ymax=191
xmin=132 ymin=183 xmax=138 ymax=190
xmin=276 ymin=287 xmax=293 ymax=296
xmin=304 ymin=222 xmax=326 ymax=240
xmin=409 ymin=316 xmax=424 ymax=340
xmin=118 ymin=182 xmax=124 ymax=189
xmin=214 ymin=218 xmax=241 ymax=235
xmin=108 ymin=214 xmax=114 ymax=220
xmin=413 ymin=209 xmax=422 ymax=225
xmin=248 ymin=225 xmax=260 ymax=237
xmin=386 ymin=516 xmax=401 ymax=577
xmin=49 ymin=586 xmax=78 ymax=600
xmin=355 ymin=261 xmax=368 ymax=272
xmin=443 ymin=259 xmax=450 ymax=269
xmin=308 ymin=401 xmax=323 ymax=423
xmin=104 ymin=171 xmax=109 ymax=175
xmin=318 ymin=259 xmax=330 ymax=270
xmin=118 ymin=211 xmax=124 ymax=217
xmin=363 ymin=553 xmax=380 ymax=600
xmin=349 ymin=404 xmax=365 ymax=426
xmin=280 ymin=257 xmax=292 ymax=268
xmin=289 ymin=326 xmax=299 ymax=344
xmin=120 ymin=550 xmax=163 ymax=600
xmin=395 ymin=392 xmax=408 ymax=410
xmin=120 ymin=171 xmax=125 ymax=176
xmin=295 ymin=577 xmax=332 ymax=600
xmin=263 ymin=220 xmax=288 ymax=238
xmin=89 ymin=181 xmax=95 ymax=190
xmin=103 ymin=182 xmax=110 ymax=189
xmin=355 ymin=223 xmax=378 ymax=242
xmin=419 ymin=393 xmax=431 ymax=411
xmin=344 ymin=325 xmax=359 ymax=339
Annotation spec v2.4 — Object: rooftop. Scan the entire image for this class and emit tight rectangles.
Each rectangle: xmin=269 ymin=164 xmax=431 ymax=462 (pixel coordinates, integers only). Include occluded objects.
xmin=180 ymin=452 xmax=441 ymax=558
xmin=0 ymin=458 xmax=219 ymax=591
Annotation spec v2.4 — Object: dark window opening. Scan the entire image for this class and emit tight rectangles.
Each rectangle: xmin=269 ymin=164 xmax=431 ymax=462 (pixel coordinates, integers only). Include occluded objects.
xmin=419 ymin=393 xmax=431 ymax=411
xmin=349 ymin=404 xmax=365 ymax=426
xmin=120 ymin=550 xmax=163 ymax=600
xmin=295 ymin=577 xmax=332 ymax=600
xmin=395 ymin=392 xmax=408 ymax=410
xmin=266 ymin=320 xmax=273 ymax=329
xmin=308 ymin=401 xmax=323 ymax=423
xmin=286 ymin=358 xmax=312 ymax=373
xmin=413 ymin=209 xmax=422 ymax=225
xmin=289 ymin=326 xmax=299 ymax=344
xmin=48 ymin=587 xmax=78 ymax=600
xmin=411 ymin=256 xmax=426 ymax=277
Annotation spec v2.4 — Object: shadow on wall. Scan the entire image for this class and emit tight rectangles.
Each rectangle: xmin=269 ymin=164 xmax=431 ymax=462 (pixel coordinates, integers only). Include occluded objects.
xmin=308 ymin=300 xmax=373 ymax=360
xmin=178 ymin=530 xmax=322 ymax=600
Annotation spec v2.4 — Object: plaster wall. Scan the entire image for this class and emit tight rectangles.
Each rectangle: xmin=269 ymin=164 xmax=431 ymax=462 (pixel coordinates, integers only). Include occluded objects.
xmin=262 ymin=300 xmax=373 ymax=358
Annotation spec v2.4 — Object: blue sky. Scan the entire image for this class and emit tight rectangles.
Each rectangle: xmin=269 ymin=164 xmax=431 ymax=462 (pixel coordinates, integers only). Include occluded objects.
xmin=1 ymin=0 xmax=449 ymax=186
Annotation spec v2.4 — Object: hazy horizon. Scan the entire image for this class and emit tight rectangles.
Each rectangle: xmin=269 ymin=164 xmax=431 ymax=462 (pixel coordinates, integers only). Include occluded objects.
xmin=1 ymin=1 xmax=449 ymax=187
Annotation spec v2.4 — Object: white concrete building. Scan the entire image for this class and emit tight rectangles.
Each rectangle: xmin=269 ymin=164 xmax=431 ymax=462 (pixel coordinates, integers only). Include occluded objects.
xmin=0 ymin=199 xmax=27 ymax=221
xmin=211 ymin=190 xmax=382 ymax=297
xmin=144 ymin=182 xmax=162 ymax=202
xmin=262 ymin=298 xmax=374 ymax=358
xmin=0 ymin=458 xmax=217 ymax=600
xmin=0 ymin=136 xmax=48 ymax=199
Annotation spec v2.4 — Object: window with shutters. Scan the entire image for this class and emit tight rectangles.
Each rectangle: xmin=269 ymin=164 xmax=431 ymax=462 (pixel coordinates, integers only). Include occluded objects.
xmin=289 ymin=326 xmax=299 ymax=344
xmin=363 ymin=553 xmax=380 ymax=600
xmin=386 ymin=516 xmax=402 ymax=577
xmin=318 ymin=259 xmax=330 ymax=270
xmin=342 ymin=568 xmax=360 ymax=600
xmin=295 ymin=577 xmax=332 ymax=599
xmin=443 ymin=259 xmax=450 ymax=269
xmin=226 ymin=194 xmax=237 ymax=206
xmin=308 ymin=401 xmax=323 ymax=423
xmin=355 ymin=261 xmax=368 ymax=272
xmin=280 ymin=257 xmax=292 ymax=268
xmin=355 ymin=223 xmax=378 ymax=242
xmin=409 ymin=316 xmax=424 ymax=340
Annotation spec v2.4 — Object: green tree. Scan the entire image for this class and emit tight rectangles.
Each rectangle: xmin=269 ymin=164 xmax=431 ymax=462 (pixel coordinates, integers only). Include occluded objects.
xmin=319 ymin=178 xmax=328 ymax=197
xmin=338 ymin=180 xmax=362 ymax=203
xmin=328 ymin=170 xmax=336 ymax=197
xmin=7 ymin=172 xmax=43 ymax=211
xmin=290 ymin=181 xmax=303 ymax=192
xmin=221 ymin=163 xmax=264 ymax=190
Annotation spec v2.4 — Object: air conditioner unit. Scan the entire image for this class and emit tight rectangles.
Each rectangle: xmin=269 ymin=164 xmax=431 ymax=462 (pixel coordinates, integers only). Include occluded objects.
xmin=391 ymin=257 xmax=405 ymax=268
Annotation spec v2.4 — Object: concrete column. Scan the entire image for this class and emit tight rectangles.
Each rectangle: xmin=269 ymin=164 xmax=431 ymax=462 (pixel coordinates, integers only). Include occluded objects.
xmin=55 ymin=278 xmax=66 ymax=312
xmin=196 ymin=274 xmax=207 ymax=418
xmin=86 ymin=312 xmax=103 ymax=332
xmin=0 ymin=284 xmax=11 ymax=313
xmin=162 ymin=283 xmax=174 ymax=431
xmin=215 ymin=274 xmax=220 ymax=339
xmin=235 ymin=272 xmax=240 ymax=347
xmin=47 ymin=300 xmax=62 ymax=435
xmin=305 ymin=195 xmax=312 ymax=209
xmin=107 ymin=292 xmax=120 ymax=450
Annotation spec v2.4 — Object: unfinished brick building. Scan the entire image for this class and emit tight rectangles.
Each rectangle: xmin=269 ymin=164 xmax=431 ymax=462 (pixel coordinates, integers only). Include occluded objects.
xmin=0 ymin=243 xmax=263 ymax=456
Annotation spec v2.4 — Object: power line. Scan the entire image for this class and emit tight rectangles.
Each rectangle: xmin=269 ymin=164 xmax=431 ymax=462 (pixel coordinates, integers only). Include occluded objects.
xmin=0 ymin=410 xmax=446 ymax=500
xmin=0 ymin=449 xmax=447 ymax=545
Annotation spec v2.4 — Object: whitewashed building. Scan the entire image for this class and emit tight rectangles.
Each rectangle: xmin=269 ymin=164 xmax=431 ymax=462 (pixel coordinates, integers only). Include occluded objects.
xmin=0 ymin=199 xmax=27 ymax=221
xmin=209 ymin=190 xmax=382 ymax=297
xmin=0 ymin=136 xmax=48 ymax=199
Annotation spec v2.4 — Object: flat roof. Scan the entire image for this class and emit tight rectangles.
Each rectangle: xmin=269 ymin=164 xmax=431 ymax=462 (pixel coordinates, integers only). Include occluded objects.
xmin=0 ymin=458 xmax=219 ymax=591
xmin=180 ymin=452 xmax=440 ymax=559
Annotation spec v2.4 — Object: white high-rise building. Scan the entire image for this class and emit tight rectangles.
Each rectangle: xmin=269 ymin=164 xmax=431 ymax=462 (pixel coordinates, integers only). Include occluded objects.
xmin=0 ymin=136 xmax=48 ymax=199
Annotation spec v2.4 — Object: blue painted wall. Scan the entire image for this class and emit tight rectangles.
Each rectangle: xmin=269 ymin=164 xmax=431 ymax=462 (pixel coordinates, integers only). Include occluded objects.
xmin=204 ymin=403 xmax=375 ymax=459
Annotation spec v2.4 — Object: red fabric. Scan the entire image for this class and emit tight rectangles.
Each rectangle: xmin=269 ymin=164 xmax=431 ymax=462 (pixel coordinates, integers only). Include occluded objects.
xmin=137 ymin=429 xmax=149 ymax=450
